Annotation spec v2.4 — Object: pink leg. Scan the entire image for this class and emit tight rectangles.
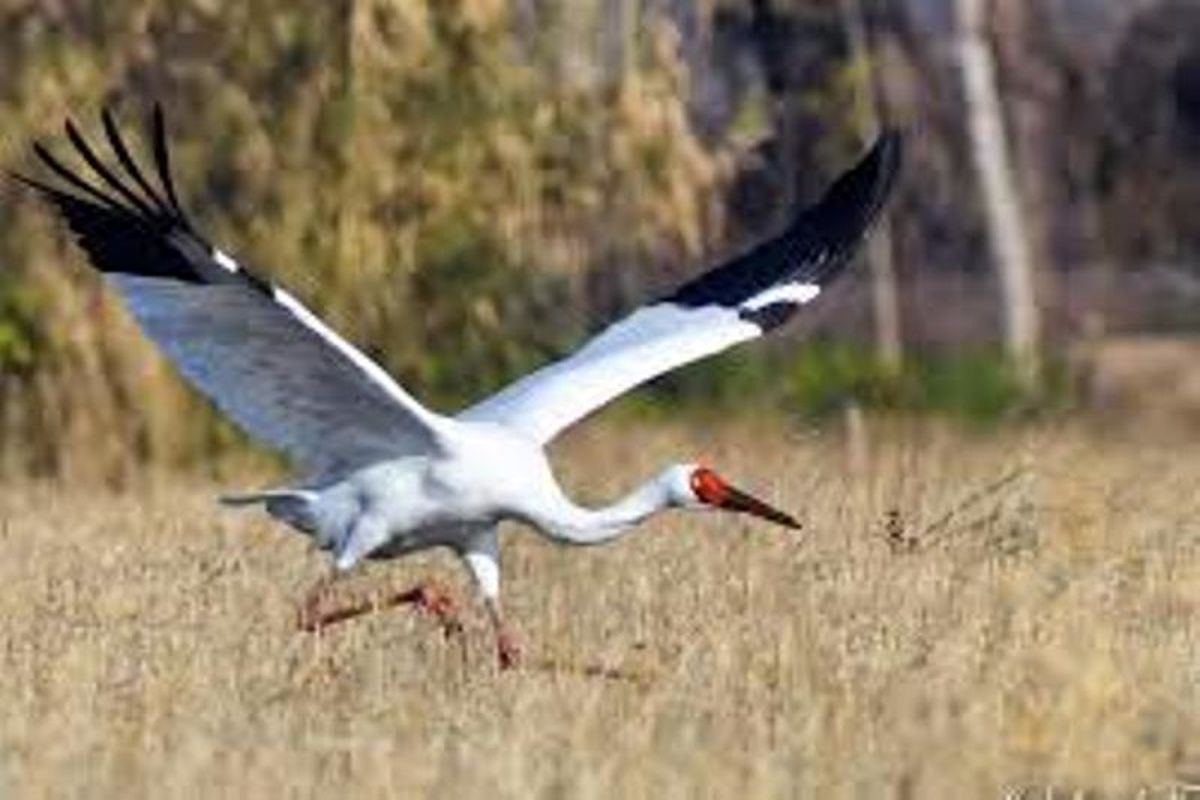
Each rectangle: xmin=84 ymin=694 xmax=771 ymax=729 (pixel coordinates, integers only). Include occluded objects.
xmin=298 ymin=577 xmax=463 ymax=637
xmin=486 ymin=598 xmax=521 ymax=669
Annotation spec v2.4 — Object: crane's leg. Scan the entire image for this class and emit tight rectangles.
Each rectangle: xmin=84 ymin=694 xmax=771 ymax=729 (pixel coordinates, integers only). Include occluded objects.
xmin=462 ymin=527 xmax=521 ymax=670
xmin=297 ymin=577 xmax=464 ymax=637
xmin=485 ymin=597 xmax=521 ymax=670
xmin=296 ymin=567 xmax=340 ymax=631
xmin=298 ymin=515 xmax=464 ymax=635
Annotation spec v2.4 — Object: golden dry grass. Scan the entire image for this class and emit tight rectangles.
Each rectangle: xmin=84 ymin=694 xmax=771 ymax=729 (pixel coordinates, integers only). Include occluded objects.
xmin=1 ymin=417 xmax=1198 ymax=798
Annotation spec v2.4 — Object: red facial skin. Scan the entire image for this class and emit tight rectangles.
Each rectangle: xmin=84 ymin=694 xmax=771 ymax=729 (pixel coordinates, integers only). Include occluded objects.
xmin=690 ymin=467 xmax=731 ymax=506
xmin=688 ymin=466 xmax=802 ymax=530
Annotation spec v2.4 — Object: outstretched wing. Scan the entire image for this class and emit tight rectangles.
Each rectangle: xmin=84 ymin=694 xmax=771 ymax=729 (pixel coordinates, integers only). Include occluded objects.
xmin=461 ymin=132 xmax=902 ymax=444
xmin=15 ymin=107 xmax=447 ymax=479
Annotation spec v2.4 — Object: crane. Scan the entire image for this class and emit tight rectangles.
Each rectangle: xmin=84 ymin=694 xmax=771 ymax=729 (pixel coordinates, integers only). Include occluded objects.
xmin=14 ymin=107 xmax=901 ymax=668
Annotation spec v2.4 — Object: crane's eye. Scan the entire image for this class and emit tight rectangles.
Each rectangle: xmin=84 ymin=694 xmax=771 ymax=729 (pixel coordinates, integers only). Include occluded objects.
xmin=689 ymin=467 xmax=729 ymax=506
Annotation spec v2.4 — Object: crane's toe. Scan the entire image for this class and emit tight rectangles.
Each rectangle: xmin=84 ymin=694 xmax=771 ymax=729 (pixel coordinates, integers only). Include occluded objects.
xmin=296 ymin=571 xmax=340 ymax=632
xmin=497 ymin=628 xmax=522 ymax=670
xmin=410 ymin=580 xmax=464 ymax=638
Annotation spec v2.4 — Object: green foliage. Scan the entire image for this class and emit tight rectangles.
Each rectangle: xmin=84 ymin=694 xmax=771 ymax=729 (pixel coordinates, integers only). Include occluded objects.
xmin=632 ymin=342 xmax=1063 ymax=426
xmin=905 ymin=350 xmax=1027 ymax=421
xmin=786 ymin=341 xmax=902 ymax=415
xmin=404 ymin=224 xmax=576 ymax=407
xmin=0 ymin=276 xmax=39 ymax=373
xmin=792 ymin=345 xmax=1073 ymax=423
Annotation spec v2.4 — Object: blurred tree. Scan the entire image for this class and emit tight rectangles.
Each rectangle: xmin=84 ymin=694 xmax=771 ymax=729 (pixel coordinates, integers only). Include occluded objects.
xmin=837 ymin=0 xmax=902 ymax=374
xmin=954 ymin=0 xmax=1040 ymax=391
xmin=0 ymin=0 xmax=725 ymax=477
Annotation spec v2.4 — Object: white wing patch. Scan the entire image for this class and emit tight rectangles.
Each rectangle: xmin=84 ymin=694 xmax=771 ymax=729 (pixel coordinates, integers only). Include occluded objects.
xmin=212 ymin=248 xmax=240 ymax=273
xmin=461 ymin=281 xmax=828 ymax=444
xmin=269 ymin=287 xmax=435 ymax=419
xmin=461 ymin=303 xmax=760 ymax=443
xmin=740 ymin=283 xmax=821 ymax=311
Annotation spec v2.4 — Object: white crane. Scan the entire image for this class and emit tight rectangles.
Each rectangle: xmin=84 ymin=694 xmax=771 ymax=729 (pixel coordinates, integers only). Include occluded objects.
xmin=15 ymin=107 xmax=900 ymax=668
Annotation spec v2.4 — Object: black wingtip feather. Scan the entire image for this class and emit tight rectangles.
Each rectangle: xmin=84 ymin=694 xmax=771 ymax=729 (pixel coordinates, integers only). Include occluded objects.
xmin=827 ymin=129 xmax=902 ymax=230
xmin=101 ymin=106 xmax=172 ymax=216
xmin=17 ymin=104 xmax=278 ymax=289
xmin=31 ymin=140 xmax=129 ymax=215
xmin=664 ymin=131 xmax=902 ymax=319
xmin=799 ymin=128 xmax=901 ymax=284
xmin=63 ymin=116 xmax=159 ymax=219
xmin=6 ymin=168 xmax=83 ymax=214
xmin=7 ymin=168 xmax=59 ymax=198
xmin=814 ymin=130 xmax=901 ymax=228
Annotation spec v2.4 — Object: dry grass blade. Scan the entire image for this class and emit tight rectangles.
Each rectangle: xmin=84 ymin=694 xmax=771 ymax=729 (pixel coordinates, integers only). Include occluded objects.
xmin=890 ymin=464 xmax=1032 ymax=552
xmin=0 ymin=421 xmax=1197 ymax=796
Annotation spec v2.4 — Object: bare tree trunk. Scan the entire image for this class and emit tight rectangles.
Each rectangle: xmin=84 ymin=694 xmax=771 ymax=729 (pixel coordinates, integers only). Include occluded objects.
xmin=340 ymin=0 xmax=360 ymax=278
xmin=618 ymin=0 xmax=639 ymax=76
xmin=955 ymin=0 xmax=1041 ymax=390
xmin=838 ymin=0 xmax=903 ymax=373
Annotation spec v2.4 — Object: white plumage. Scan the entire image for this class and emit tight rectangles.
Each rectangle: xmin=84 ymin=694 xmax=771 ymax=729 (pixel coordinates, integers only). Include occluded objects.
xmin=16 ymin=106 xmax=900 ymax=668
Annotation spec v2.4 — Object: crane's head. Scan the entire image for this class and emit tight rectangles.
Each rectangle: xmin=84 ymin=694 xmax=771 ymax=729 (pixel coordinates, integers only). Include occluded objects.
xmin=665 ymin=464 xmax=800 ymax=530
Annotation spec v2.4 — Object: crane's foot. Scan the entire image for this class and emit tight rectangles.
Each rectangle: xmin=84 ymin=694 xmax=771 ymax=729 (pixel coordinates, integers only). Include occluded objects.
xmin=297 ymin=572 xmax=338 ymax=632
xmin=485 ymin=597 xmax=521 ymax=669
xmin=497 ymin=628 xmax=522 ymax=670
xmin=403 ymin=580 xmax=465 ymax=638
xmin=297 ymin=579 xmax=463 ymax=638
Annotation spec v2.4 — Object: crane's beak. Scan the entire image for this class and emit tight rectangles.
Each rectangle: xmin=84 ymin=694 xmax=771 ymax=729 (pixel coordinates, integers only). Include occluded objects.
xmin=720 ymin=484 xmax=802 ymax=530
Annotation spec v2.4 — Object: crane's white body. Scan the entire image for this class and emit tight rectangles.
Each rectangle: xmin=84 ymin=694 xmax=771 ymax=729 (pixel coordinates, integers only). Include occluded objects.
xmin=234 ymin=418 xmax=694 ymax=601
xmin=19 ymin=107 xmax=899 ymax=663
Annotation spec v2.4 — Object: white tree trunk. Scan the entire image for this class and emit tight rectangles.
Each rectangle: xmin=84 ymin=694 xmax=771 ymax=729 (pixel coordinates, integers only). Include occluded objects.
xmin=956 ymin=0 xmax=1041 ymax=390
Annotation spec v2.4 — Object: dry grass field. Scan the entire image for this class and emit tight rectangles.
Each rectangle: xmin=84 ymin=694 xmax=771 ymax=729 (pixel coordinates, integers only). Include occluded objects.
xmin=1 ymin=417 xmax=1198 ymax=798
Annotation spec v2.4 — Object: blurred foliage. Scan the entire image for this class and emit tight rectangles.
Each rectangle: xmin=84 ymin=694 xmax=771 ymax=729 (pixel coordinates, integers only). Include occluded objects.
xmin=1 ymin=0 xmax=1104 ymax=480
xmin=0 ymin=276 xmax=38 ymax=374
xmin=640 ymin=342 xmax=1068 ymax=427
xmin=0 ymin=0 xmax=728 ymax=478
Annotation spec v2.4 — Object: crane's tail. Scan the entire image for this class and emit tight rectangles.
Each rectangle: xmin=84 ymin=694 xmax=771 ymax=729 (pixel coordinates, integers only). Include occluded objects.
xmin=220 ymin=488 xmax=323 ymax=538
xmin=219 ymin=488 xmax=317 ymax=507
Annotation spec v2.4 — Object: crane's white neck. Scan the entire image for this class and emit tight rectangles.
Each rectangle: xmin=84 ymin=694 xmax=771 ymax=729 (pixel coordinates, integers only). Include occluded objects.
xmin=534 ymin=473 xmax=675 ymax=546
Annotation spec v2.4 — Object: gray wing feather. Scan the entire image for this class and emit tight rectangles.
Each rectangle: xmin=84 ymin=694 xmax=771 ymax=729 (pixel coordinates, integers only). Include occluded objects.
xmin=114 ymin=276 xmax=439 ymax=478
